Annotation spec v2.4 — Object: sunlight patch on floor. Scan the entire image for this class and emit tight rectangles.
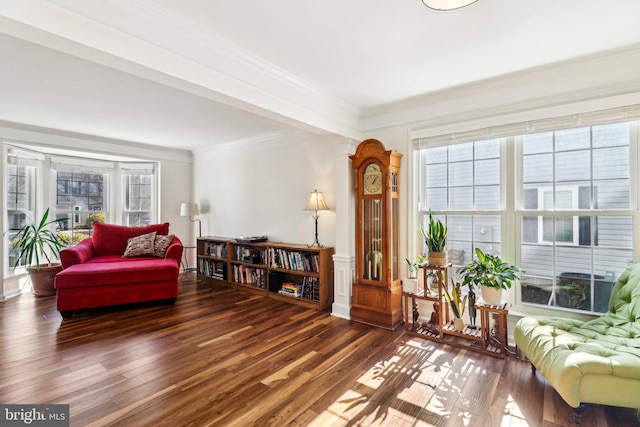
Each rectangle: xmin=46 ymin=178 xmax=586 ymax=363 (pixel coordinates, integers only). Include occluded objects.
xmin=307 ymin=342 xmax=454 ymax=426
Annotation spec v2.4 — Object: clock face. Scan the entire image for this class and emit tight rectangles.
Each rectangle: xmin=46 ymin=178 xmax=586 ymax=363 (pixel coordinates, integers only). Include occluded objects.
xmin=363 ymin=163 xmax=382 ymax=194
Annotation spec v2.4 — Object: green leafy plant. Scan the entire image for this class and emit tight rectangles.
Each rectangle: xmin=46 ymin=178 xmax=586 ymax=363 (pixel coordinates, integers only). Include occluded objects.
xmin=405 ymin=258 xmax=418 ymax=278
xmin=405 ymin=254 xmax=426 ymax=278
xmin=458 ymin=248 xmax=520 ymax=290
xmin=8 ymin=208 xmax=69 ymax=270
xmin=420 ymin=210 xmax=447 ymax=253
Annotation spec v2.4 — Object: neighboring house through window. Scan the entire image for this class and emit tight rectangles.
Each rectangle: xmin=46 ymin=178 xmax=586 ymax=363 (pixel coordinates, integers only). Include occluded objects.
xmin=414 ymin=107 xmax=639 ymax=316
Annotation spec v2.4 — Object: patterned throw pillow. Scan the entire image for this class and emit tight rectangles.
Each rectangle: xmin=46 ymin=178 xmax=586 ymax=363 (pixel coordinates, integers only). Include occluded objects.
xmin=122 ymin=232 xmax=157 ymax=258
xmin=153 ymin=234 xmax=175 ymax=258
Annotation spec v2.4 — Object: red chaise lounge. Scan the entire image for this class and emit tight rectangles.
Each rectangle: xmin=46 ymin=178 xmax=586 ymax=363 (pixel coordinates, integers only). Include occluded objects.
xmin=55 ymin=222 xmax=183 ymax=319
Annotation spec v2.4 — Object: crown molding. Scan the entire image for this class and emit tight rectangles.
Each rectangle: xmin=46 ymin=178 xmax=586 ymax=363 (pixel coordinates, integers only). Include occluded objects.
xmin=362 ymin=43 xmax=640 ymax=133
xmin=1 ymin=0 xmax=361 ymax=139
xmin=0 ymin=119 xmax=193 ymax=163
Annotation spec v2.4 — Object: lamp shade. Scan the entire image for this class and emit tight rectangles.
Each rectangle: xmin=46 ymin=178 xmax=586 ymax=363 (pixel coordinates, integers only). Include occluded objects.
xmin=422 ymin=0 xmax=477 ymax=10
xmin=304 ymin=190 xmax=328 ymax=211
xmin=180 ymin=202 xmax=199 ymax=217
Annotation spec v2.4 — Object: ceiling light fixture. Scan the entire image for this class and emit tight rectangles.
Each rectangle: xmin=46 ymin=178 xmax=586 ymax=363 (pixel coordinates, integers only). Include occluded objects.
xmin=422 ymin=0 xmax=478 ymax=10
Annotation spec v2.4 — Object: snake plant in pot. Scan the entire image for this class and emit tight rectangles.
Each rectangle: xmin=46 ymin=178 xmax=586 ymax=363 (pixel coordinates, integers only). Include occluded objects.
xmin=458 ymin=248 xmax=520 ymax=306
xmin=8 ymin=208 xmax=68 ymax=297
xmin=420 ymin=210 xmax=448 ymax=266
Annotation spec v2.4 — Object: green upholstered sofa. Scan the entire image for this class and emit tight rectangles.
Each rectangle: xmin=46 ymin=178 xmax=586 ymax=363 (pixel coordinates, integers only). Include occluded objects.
xmin=514 ymin=263 xmax=640 ymax=423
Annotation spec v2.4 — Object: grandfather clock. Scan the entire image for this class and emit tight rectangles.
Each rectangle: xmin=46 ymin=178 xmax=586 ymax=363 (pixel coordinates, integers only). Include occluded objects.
xmin=350 ymin=139 xmax=402 ymax=330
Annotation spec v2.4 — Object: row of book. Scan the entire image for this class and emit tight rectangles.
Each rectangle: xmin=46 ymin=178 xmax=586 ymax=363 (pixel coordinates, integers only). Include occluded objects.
xmin=233 ymin=246 xmax=267 ymax=264
xmin=276 ymin=277 xmax=319 ymax=302
xmin=203 ymin=242 xmax=227 ymax=258
xmin=232 ymin=265 xmax=266 ymax=289
xmin=268 ymin=248 xmax=320 ymax=272
xmin=198 ymin=259 xmax=226 ymax=280
xmin=207 ymin=244 xmax=320 ymax=273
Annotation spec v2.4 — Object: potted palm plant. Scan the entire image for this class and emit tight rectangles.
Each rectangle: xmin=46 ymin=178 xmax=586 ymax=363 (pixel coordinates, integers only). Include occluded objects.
xmin=420 ymin=210 xmax=448 ymax=265
xmin=8 ymin=208 xmax=68 ymax=297
xmin=458 ymin=248 xmax=520 ymax=306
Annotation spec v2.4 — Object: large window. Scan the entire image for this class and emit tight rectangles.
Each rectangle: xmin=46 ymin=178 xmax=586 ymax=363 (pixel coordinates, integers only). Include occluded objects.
xmin=4 ymin=146 xmax=158 ymax=275
xmin=421 ymin=138 xmax=503 ymax=270
xmin=122 ymin=164 xmax=156 ymax=226
xmin=520 ymin=123 xmax=633 ymax=313
xmin=5 ymin=152 xmax=39 ymax=269
xmin=416 ymin=113 xmax=638 ymax=315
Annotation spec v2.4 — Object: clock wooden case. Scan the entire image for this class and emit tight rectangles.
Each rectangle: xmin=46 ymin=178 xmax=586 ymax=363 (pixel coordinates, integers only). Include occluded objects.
xmin=350 ymin=139 xmax=403 ymax=330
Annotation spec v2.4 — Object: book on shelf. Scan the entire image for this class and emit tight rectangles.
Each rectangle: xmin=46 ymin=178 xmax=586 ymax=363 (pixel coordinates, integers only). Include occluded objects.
xmin=277 ymin=278 xmax=319 ymax=301
xmin=198 ymin=259 xmax=227 ymax=280
xmin=204 ymin=241 xmax=228 ymax=258
xmin=278 ymin=289 xmax=301 ymax=298
xmin=268 ymin=248 xmax=320 ymax=273
xmin=234 ymin=245 xmax=266 ymax=264
xmin=280 ymin=282 xmax=303 ymax=296
xmin=302 ymin=276 xmax=319 ymax=302
xmin=232 ymin=264 xmax=266 ymax=289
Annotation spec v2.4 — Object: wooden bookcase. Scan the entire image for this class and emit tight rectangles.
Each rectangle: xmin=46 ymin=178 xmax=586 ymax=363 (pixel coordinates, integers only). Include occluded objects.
xmin=402 ymin=263 xmax=510 ymax=358
xmin=197 ymin=237 xmax=334 ymax=311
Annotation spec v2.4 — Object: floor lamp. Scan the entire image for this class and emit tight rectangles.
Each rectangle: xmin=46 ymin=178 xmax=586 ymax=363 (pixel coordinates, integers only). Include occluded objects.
xmin=180 ymin=202 xmax=201 ymax=238
xmin=304 ymin=190 xmax=328 ymax=247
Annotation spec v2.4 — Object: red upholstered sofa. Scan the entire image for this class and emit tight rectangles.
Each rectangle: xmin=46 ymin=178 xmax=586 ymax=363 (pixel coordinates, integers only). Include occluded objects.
xmin=55 ymin=222 xmax=183 ymax=319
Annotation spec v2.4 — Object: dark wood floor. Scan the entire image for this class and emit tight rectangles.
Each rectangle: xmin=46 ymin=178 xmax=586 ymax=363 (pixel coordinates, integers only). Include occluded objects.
xmin=1 ymin=274 xmax=638 ymax=427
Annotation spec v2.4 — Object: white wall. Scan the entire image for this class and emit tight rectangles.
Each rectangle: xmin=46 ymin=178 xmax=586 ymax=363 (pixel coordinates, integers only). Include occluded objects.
xmin=193 ymin=134 xmax=337 ymax=248
xmin=0 ymin=123 xmax=193 ymax=300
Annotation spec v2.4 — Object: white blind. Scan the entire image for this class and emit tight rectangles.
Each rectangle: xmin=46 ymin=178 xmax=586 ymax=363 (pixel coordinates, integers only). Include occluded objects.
xmin=120 ymin=162 xmax=156 ymax=175
xmin=50 ymin=155 xmax=114 ymax=172
xmin=7 ymin=146 xmax=44 ymax=167
xmin=412 ymin=104 xmax=640 ymax=149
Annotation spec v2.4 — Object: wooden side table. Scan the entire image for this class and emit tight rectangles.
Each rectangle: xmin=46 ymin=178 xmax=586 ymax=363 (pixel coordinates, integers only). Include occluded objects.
xmin=477 ymin=301 xmax=511 ymax=356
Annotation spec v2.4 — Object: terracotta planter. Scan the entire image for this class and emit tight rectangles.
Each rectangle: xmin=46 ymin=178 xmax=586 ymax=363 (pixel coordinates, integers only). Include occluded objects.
xmin=428 ymin=251 xmax=447 ymax=266
xmin=481 ymin=285 xmax=503 ymax=306
xmin=27 ymin=263 xmax=62 ymax=297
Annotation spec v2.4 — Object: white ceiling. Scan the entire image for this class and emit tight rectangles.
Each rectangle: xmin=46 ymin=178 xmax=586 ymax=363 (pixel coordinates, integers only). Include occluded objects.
xmin=1 ymin=0 xmax=640 ymax=151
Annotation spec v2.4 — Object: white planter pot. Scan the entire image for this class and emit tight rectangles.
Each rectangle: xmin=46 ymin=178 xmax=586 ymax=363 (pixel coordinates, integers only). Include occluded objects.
xmin=481 ymin=286 xmax=503 ymax=306
xmin=403 ymin=278 xmax=419 ymax=294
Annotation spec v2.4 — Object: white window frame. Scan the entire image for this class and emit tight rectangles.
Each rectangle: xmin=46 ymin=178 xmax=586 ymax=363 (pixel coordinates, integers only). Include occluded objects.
xmin=537 ymin=186 xmax=580 ymax=245
xmin=412 ymin=105 xmax=640 ymax=319
xmin=121 ymin=162 xmax=156 ymax=226
xmin=4 ymin=143 xmax=159 ymax=277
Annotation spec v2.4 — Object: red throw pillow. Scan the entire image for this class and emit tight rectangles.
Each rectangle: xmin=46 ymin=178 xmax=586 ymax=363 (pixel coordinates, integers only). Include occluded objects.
xmin=93 ymin=222 xmax=170 ymax=256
